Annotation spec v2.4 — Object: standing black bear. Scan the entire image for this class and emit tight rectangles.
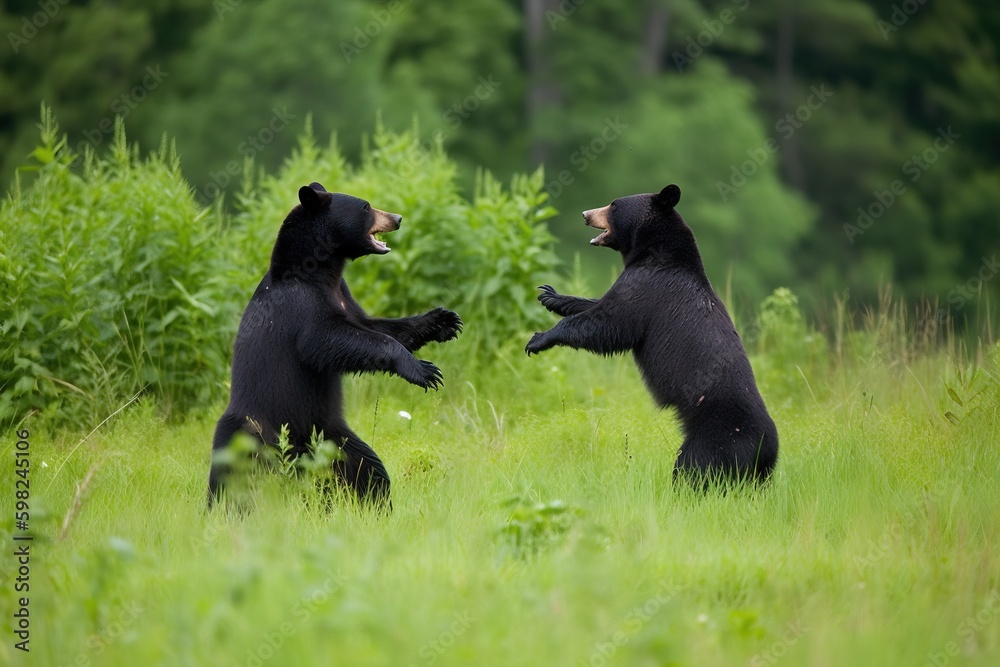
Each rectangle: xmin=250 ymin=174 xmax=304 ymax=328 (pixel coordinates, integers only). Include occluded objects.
xmin=209 ymin=183 xmax=462 ymax=505
xmin=525 ymin=184 xmax=777 ymax=484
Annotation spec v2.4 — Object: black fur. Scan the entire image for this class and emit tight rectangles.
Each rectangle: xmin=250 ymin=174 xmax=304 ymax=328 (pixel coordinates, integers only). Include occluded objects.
xmin=209 ymin=183 xmax=462 ymax=506
xmin=526 ymin=184 xmax=778 ymax=485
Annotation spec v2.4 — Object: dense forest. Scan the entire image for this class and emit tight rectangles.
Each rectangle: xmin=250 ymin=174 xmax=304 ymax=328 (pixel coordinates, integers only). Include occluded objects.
xmin=3 ymin=6 xmax=1000 ymax=664
xmin=1 ymin=0 xmax=997 ymax=314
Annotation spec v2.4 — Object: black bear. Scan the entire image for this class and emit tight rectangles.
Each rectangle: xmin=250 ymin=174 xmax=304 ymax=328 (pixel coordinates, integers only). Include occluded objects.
xmin=209 ymin=183 xmax=462 ymax=505
xmin=525 ymin=184 xmax=777 ymax=484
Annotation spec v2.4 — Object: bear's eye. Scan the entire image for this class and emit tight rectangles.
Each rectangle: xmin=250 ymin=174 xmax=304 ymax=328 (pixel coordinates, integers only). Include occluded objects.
xmin=362 ymin=202 xmax=371 ymax=212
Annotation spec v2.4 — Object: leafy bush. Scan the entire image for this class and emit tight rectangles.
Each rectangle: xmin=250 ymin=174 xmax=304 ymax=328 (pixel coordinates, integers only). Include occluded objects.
xmin=1 ymin=112 xmax=560 ymax=426
xmin=0 ymin=108 xmax=237 ymax=425
xmin=230 ymin=117 xmax=559 ymax=349
xmin=498 ymin=495 xmax=584 ymax=559
xmin=749 ymin=287 xmax=829 ymax=400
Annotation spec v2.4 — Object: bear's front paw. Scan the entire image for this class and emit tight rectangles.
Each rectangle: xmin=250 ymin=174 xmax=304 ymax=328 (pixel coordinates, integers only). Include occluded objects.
xmin=537 ymin=285 xmax=566 ymax=314
xmin=427 ymin=308 xmax=463 ymax=342
xmin=524 ymin=332 xmax=550 ymax=356
xmin=409 ymin=359 xmax=443 ymax=391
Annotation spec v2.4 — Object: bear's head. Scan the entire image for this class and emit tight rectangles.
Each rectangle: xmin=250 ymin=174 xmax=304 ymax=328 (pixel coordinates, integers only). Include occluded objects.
xmin=583 ymin=184 xmax=702 ymax=269
xmin=271 ymin=182 xmax=402 ymax=279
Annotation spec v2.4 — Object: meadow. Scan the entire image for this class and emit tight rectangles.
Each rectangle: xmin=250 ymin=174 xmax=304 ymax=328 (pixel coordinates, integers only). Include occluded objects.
xmin=2 ymin=116 xmax=999 ymax=666
xmin=4 ymin=310 xmax=1000 ymax=667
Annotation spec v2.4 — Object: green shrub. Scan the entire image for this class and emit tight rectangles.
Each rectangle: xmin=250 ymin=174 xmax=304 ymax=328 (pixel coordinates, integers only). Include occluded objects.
xmin=0 ymin=108 xmax=236 ymax=425
xmin=498 ymin=495 xmax=584 ymax=559
xmin=750 ymin=287 xmax=829 ymax=401
xmin=1 ymin=112 xmax=560 ymax=426
xmin=230 ymin=118 xmax=559 ymax=350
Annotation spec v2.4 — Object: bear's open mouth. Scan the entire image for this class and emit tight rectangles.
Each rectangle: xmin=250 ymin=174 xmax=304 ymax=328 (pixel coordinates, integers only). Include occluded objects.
xmin=369 ymin=208 xmax=402 ymax=254
xmin=582 ymin=205 xmax=611 ymax=246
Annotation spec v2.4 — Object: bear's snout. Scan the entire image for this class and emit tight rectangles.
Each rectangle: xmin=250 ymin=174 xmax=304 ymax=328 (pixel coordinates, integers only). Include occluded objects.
xmin=582 ymin=205 xmax=610 ymax=230
xmin=371 ymin=209 xmax=402 ymax=233
xmin=582 ymin=205 xmax=612 ymax=246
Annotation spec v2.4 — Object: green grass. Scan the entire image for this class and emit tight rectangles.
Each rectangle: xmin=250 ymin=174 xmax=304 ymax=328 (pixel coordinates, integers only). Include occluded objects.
xmin=3 ymin=333 xmax=1000 ymax=667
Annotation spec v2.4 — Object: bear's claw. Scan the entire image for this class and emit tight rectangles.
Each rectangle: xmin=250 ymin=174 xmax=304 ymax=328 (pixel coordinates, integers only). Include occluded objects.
xmin=428 ymin=307 xmax=463 ymax=342
xmin=525 ymin=332 xmax=548 ymax=356
xmin=417 ymin=359 xmax=444 ymax=390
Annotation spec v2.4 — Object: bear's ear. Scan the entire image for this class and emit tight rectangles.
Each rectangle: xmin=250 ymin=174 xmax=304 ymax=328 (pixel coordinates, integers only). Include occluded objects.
xmin=308 ymin=182 xmax=327 ymax=193
xmin=653 ymin=184 xmax=681 ymax=209
xmin=298 ymin=184 xmax=327 ymax=211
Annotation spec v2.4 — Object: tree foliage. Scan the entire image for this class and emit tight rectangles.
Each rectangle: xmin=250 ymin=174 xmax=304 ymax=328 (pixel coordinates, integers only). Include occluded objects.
xmin=1 ymin=0 xmax=998 ymax=312
xmin=0 ymin=110 xmax=558 ymax=424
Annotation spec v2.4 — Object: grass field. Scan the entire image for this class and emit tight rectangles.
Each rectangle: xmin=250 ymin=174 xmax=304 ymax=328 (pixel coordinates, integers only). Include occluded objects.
xmin=3 ymin=321 xmax=1000 ymax=667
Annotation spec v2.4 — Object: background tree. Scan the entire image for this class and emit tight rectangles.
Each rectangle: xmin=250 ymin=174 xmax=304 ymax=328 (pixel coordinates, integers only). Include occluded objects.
xmin=0 ymin=0 xmax=208 ymax=180
xmin=1 ymin=0 xmax=997 ymax=318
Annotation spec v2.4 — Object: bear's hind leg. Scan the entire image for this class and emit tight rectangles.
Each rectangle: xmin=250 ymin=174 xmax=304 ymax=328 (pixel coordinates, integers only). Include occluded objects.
xmin=672 ymin=429 xmax=775 ymax=491
xmin=672 ymin=437 xmax=723 ymax=491
xmin=332 ymin=432 xmax=391 ymax=508
xmin=208 ymin=413 xmax=244 ymax=506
